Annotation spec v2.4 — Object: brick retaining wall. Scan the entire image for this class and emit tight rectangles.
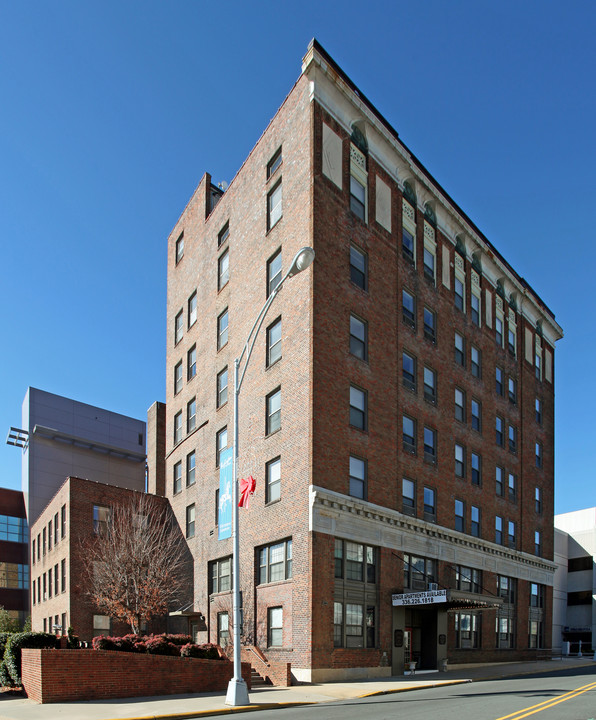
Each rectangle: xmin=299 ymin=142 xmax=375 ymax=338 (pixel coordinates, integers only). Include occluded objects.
xmin=21 ymin=649 xmax=251 ymax=703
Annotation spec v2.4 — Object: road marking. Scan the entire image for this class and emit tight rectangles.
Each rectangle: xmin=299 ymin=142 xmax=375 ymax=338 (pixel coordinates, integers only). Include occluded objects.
xmin=495 ymin=681 xmax=596 ymax=720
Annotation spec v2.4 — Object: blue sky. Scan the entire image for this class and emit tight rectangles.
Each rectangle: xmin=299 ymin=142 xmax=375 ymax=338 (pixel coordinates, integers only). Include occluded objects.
xmin=0 ymin=0 xmax=593 ymax=514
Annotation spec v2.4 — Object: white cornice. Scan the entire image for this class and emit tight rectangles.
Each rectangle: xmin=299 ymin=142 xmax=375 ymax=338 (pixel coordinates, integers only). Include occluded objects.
xmin=302 ymin=47 xmax=563 ymax=345
xmin=310 ymin=486 xmax=556 ymax=586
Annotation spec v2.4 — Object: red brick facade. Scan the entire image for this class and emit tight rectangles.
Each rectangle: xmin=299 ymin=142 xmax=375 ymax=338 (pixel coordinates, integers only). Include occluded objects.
xmin=164 ymin=40 xmax=562 ymax=681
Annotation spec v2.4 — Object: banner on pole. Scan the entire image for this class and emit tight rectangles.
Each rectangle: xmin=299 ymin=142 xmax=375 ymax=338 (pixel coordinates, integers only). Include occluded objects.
xmin=218 ymin=447 xmax=233 ymax=540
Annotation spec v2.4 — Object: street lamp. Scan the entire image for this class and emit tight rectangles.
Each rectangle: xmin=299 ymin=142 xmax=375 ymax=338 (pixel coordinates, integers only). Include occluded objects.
xmin=225 ymin=246 xmax=315 ymax=707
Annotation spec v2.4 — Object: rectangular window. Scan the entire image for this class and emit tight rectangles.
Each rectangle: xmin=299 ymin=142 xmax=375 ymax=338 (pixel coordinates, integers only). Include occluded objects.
xmin=174 ymin=361 xmax=183 ymax=395
xmin=455 ymin=612 xmax=480 ymax=649
xmin=423 ymin=487 xmax=436 ymax=521
xmin=349 ymin=456 xmax=367 ymax=499
xmin=423 ymin=307 xmax=436 ymax=342
xmin=175 ymin=232 xmax=184 ymax=264
xmin=210 ymin=556 xmax=232 ymax=594
xmin=43 ymin=528 xmax=46 ymax=555
xmin=404 ymin=554 xmax=436 ymax=590
xmin=267 ymin=318 xmax=282 ymax=366
xmin=216 ymin=427 xmax=228 ymax=468
xmin=174 ymin=411 xmax=182 ymax=445
xmin=217 ymin=367 xmax=228 ymax=408
xmin=495 ymin=516 xmax=503 ymax=545
xmin=402 ymin=351 xmax=416 ymax=391
xmin=496 ymin=416 xmax=504 ymax=446
xmin=186 ymin=451 xmax=196 ymax=487
xmin=454 ymin=276 xmax=464 ymax=311
xmin=402 ymin=290 xmax=416 ymax=329
xmin=350 ymin=175 xmax=366 ymax=220
xmin=508 ymin=425 xmax=517 ymax=453
xmin=424 ymin=427 xmax=436 ymax=464
xmin=402 ymin=415 xmax=416 ymax=454
xmin=350 ymin=385 xmax=367 ymax=431
xmin=471 ymin=453 xmax=481 ymax=485
xmin=455 ymin=443 xmax=465 ymax=477
xmin=61 ymin=505 xmax=66 ymax=538
xmin=455 ymin=499 xmax=465 ymax=532
xmin=402 ymin=227 xmax=415 ymax=264
xmin=471 ymin=346 xmax=481 ymax=378
xmin=266 ymin=457 xmax=281 ymax=503
xmin=268 ymin=182 xmax=283 ymax=229
xmin=187 ymin=345 xmax=197 ymax=380
xmin=457 ymin=566 xmax=481 ymax=593
xmin=508 ymin=520 xmax=516 ymax=549
xmin=188 ymin=291 xmax=197 ymax=328
xmin=535 ymin=350 xmax=542 ymax=380
xmin=266 ymin=387 xmax=281 ymax=434
xmin=218 ymin=222 xmax=229 ymax=247
xmin=48 ymin=520 xmax=52 ymax=551
xmin=471 ymin=290 xmax=480 ymax=326
xmin=187 ymin=398 xmax=196 ymax=433
xmin=508 ymin=473 xmax=516 ymax=502
xmin=0 ymin=563 xmax=29 ymax=589
xmin=186 ymin=504 xmax=195 ymax=538
xmin=350 ymin=246 xmax=367 ymax=290
xmin=267 ymin=249 xmax=282 ymax=297
xmin=535 ymin=442 xmax=543 ymax=468
xmin=54 ymin=513 xmax=58 ymax=545
xmin=218 ymin=612 xmax=230 ymax=647
xmin=455 ymin=387 xmax=466 ymax=422
xmin=530 ymin=582 xmax=544 ymax=609
xmin=508 ymin=324 xmax=516 ymax=356
xmin=32 ymin=538 xmax=36 ymax=564
xmin=217 ymin=309 xmax=229 ymax=350
xmin=423 ymin=366 xmax=436 ymax=403
xmin=337 ymin=541 xmax=376 ymax=583
xmin=471 ymin=399 xmax=481 ymax=431
xmin=267 ymin=148 xmax=282 ymax=178
xmin=93 ymin=505 xmax=111 ymax=536
xmin=259 ymin=539 xmax=292 ymax=584
xmin=48 ymin=568 xmax=52 ymax=598
xmin=402 ymin=478 xmax=416 ymax=516
xmin=535 ymin=398 xmax=542 ymax=425
xmin=267 ymin=606 xmax=283 ymax=647
xmin=0 ymin=515 xmax=28 ymax=544
xmin=175 ymin=310 xmax=183 ymax=345
xmin=454 ymin=333 xmax=465 ymax=366
xmin=218 ymin=249 xmax=229 ymax=290
xmin=471 ymin=506 xmax=480 ymax=537
xmin=508 ymin=377 xmax=517 ymax=404
xmin=535 ymin=487 xmax=542 ymax=514
xmin=173 ymin=460 xmax=182 ymax=494
xmin=350 ymin=315 xmax=367 ymax=360
xmin=535 ymin=530 xmax=542 ymax=556
xmin=496 ymin=466 xmax=504 ymax=496
xmin=495 ymin=314 xmax=504 ymax=347
xmin=496 ymin=367 xmax=504 ymax=395
xmin=423 ymin=246 xmax=435 ymax=281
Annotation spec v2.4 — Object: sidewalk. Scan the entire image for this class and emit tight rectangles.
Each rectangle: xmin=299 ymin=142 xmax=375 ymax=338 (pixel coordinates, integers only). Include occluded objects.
xmin=0 ymin=657 xmax=593 ymax=720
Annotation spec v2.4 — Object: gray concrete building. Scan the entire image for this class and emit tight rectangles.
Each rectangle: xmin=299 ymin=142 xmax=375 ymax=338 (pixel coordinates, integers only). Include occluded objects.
xmin=10 ymin=387 xmax=146 ymax=525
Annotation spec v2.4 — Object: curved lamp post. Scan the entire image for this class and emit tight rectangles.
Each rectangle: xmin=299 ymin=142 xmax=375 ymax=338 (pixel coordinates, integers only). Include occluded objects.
xmin=225 ymin=246 xmax=315 ymax=706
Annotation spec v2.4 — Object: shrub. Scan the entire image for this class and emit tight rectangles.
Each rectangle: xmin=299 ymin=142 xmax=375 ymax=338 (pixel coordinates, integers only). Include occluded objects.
xmin=0 ymin=632 xmax=13 ymax=660
xmin=144 ymin=637 xmax=180 ymax=656
xmin=180 ymin=643 xmax=221 ymax=660
xmin=4 ymin=632 xmax=58 ymax=686
xmin=0 ymin=661 xmax=12 ymax=687
xmin=91 ymin=636 xmax=118 ymax=652
xmin=66 ymin=626 xmax=79 ymax=649
xmin=163 ymin=633 xmax=192 ymax=646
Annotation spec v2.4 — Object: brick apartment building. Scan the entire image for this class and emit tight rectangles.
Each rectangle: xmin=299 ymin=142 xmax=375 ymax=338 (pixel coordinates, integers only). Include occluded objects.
xmin=29 ymin=476 xmax=184 ymax=640
xmin=163 ymin=40 xmax=563 ymax=681
xmin=0 ymin=488 xmax=29 ymax=626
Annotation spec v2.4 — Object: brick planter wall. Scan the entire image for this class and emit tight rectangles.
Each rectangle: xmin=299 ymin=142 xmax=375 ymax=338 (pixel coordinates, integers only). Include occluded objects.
xmin=21 ymin=649 xmax=252 ymax=703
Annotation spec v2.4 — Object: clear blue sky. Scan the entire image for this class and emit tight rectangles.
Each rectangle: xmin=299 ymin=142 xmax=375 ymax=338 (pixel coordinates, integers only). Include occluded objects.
xmin=0 ymin=0 xmax=593 ymax=514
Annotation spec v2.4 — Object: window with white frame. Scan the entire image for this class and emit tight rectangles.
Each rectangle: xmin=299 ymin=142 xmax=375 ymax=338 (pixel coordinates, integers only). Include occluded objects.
xmin=186 ymin=397 xmax=196 ymax=433
xmin=259 ymin=539 xmax=292 ymax=584
xmin=175 ymin=310 xmax=183 ymax=345
xmin=267 ymin=317 xmax=282 ymax=366
xmin=454 ymin=253 xmax=466 ymax=311
xmin=266 ymin=457 xmax=281 ymax=503
xmin=173 ymin=411 xmax=182 ymax=445
xmin=210 ymin=556 xmax=232 ymax=594
xmin=216 ymin=426 xmax=227 ymax=467
xmin=187 ymin=345 xmax=196 ymax=380
xmin=186 ymin=451 xmax=196 ymax=487
xmin=186 ymin=504 xmax=195 ymax=538
xmin=175 ymin=233 xmax=184 ymax=264
xmin=266 ymin=387 xmax=281 ymax=435
xmin=218 ymin=249 xmax=229 ymax=290
xmin=174 ymin=361 xmax=183 ymax=395
xmin=188 ymin=291 xmax=197 ymax=328
xmin=268 ymin=182 xmax=283 ymax=230
xmin=217 ymin=367 xmax=228 ymax=408
xmin=173 ymin=461 xmax=182 ymax=494
xmin=455 ymin=612 xmax=480 ymax=649
xmin=423 ymin=220 xmax=436 ymax=281
xmin=350 ymin=143 xmax=368 ymax=222
xmin=267 ymin=606 xmax=283 ymax=647
xmin=217 ymin=309 xmax=228 ymax=350
xmin=402 ymin=198 xmax=416 ymax=264
xmin=267 ymin=249 xmax=282 ymax=297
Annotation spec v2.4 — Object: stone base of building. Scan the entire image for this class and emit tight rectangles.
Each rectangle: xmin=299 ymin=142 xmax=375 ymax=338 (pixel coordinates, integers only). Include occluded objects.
xmin=292 ymin=666 xmax=392 ymax=684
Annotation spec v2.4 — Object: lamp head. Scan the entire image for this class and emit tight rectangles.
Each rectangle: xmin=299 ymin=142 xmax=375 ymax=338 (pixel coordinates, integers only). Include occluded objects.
xmin=287 ymin=246 xmax=315 ymax=278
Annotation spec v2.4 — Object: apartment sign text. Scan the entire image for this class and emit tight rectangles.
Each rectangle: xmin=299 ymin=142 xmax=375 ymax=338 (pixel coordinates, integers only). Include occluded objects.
xmin=392 ymin=590 xmax=447 ymax=606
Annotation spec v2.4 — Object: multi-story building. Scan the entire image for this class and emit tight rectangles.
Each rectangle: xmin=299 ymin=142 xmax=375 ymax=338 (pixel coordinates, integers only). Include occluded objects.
xmin=8 ymin=387 xmax=147 ymax=526
xmin=29 ymin=476 xmax=183 ymax=639
xmin=164 ymin=40 xmax=562 ymax=681
xmin=0 ymin=488 xmax=29 ymax=626
xmin=553 ymin=508 xmax=596 ymax=654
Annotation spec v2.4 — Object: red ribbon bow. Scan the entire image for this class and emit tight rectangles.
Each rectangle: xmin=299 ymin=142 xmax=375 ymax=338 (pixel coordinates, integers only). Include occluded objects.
xmin=238 ymin=476 xmax=256 ymax=508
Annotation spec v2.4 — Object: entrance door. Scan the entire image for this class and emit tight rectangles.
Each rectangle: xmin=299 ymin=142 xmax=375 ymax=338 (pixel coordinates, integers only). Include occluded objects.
xmin=404 ymin=627 xmax=412 ymax=665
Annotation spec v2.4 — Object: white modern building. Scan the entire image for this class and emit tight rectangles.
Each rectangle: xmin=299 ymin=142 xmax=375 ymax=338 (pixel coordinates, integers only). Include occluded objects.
xmin=554 ymin=508 xmax=596 ymax=653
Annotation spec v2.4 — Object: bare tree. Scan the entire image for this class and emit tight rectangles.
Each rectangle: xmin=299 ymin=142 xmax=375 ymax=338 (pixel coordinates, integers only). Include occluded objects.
xmin=82 ymin=493 xmax=190 ymax=635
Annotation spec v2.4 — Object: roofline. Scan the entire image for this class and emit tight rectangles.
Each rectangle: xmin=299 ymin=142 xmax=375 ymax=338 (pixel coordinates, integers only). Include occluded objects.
xmin=308 ymin=39 xmax=558 ymax=325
